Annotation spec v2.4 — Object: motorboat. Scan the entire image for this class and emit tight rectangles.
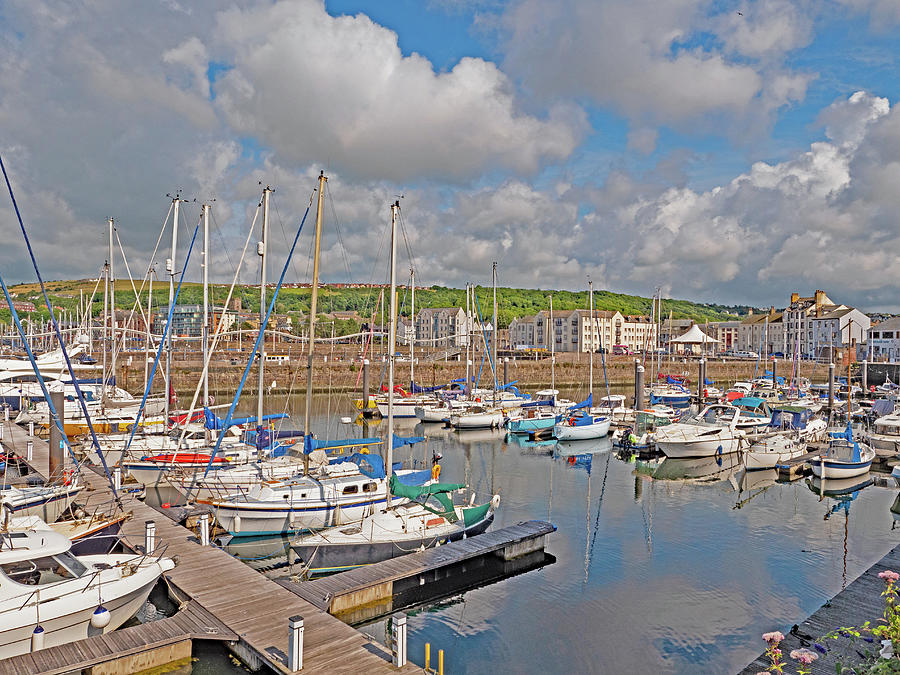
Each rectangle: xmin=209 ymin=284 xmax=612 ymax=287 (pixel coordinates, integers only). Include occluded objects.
xmin=654 ymin=404 xmax=744 ymax=458
xmin=5 ymin=512 xmax=129 ymax=555
xmin=743 ymin=406 xmax=827 ymax=470
xmin=731 ymin=397 xmax=774 ymax=433
xmin=593 ymin=394 xmax=633 ymax=423
xmin=809 ymin=438 xmax=875 ymax=479
xmin=647 ymin=451 xmax=743 ymax=483
xmin=290 ymin=477 xmax=499 ymax=576
xmin=0 ymin=529 xmax=174 ymax=658
xmin=612 ymin=409 xmax=674 ymax=452
xmin=864 ymin=413 xmax=900 ymax=458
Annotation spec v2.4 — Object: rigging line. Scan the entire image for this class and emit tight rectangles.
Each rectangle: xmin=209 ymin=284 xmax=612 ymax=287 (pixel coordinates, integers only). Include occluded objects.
xmin=271 ymin=192 xmax=304 ymax=284
xmin=202 ymin=189 xmax=315 ymax=479
xmin=121 ymin=220 xmax=200 ymax=458
xmin=174 ymin=204 xmax=262 ymax=451
xmin=209 ymin=207 xmax=236 ymax=275
xmin=113 ymin=228 xmax=154 ymax=355
xmin=396 ymin=208 xmax=419 ymax=283
xmin=587 ymin=451 xmax=612 ymax=559
xmin=0 ymin=155 xmax=117 ymax=496
xmin=324 ymin=180 xmax=354 ymax=282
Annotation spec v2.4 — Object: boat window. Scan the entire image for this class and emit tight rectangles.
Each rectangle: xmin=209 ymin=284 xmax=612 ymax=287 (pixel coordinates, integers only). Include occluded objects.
xmin=342 ymin=484 xmax=359 ymax=495
xmin=362 ymin=482 xmax=378 ymax=493
xmin=2 ymin=552 xmax=86 ymax=585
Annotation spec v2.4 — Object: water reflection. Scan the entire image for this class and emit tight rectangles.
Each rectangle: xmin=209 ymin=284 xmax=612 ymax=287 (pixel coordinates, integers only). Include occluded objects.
xmin=142 ymin=396 xmax=900 ymax=674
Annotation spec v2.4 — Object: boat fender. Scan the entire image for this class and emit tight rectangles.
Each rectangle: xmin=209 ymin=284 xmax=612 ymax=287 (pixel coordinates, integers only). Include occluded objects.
xmin=31 ymin=625 xmax=44 ymax=652
xmin=91 ymin=605 xmax=111 ymax=629
xmin=491 ymin=494 xmax=501 ymax=509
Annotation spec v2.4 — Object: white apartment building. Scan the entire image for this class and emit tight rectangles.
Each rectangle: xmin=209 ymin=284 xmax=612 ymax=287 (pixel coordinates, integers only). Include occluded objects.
xmin=736 ymin=310 xmax=783 ymax=355
xmin=869 ymin=317 xmax=900 ymax=361
xmin=508 ymin=310 xmax=654 ymax=353
xmin=811 ymin=308 xmax=870 ymax=356
xmin=415 ymin=307 xmax=467 ymax=347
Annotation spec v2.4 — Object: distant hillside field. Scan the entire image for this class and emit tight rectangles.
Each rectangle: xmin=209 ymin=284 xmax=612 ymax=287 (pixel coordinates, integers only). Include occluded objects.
xmin=3 ymin=279 xmax=750 ymax=331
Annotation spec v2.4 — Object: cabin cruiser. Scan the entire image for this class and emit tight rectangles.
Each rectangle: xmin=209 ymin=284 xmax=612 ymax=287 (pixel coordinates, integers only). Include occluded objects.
xmin=450 ymin=406 xmax=504 ymax=429
xmin=731 ymin=397 xmax=774 ymax=433
xmin=0 ymin=529 xmax=174 ymax=658
xmin=863 ymin=413 xmax=900 ymax=458
xmin=744 ymin=406 xmax=826 ymax=470
xmin=1 ymin=482 xmax=83 ymax=524
xmin=654 ymin=404 xmax=745 ymax=458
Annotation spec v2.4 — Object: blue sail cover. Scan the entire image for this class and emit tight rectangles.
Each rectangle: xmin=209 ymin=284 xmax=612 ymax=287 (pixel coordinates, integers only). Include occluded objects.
xmin=409 ymin=381 xmax=447 ymax=394
xmin=393 ymin=434 xmax=425 ymax=449
xmin=568 ymin=393 xmax=593 ymax=411
xmin=303 ymin=436 xmax=381 ymax=454
xmin=666 ymin=376 xmax=689 ymax=392
xmin=330 ymin=452 xmax=386 ymax=479
xmin=704 ymin=377 xmax=714 ymax=385
xmin=204 ymin=407 xmax=288 ymax=430
xmin=828 ymin=421 xmax=854 ymax=442
xmin=522 ymin=398 xmax=555 ymax=409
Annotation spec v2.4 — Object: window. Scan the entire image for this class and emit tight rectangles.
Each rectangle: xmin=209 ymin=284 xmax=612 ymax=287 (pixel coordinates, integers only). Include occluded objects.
xmin=362 ymin=482 xmax=378 ymax=493
xmin=885 ymin=332 xmax=895 ymax=339
xmin=342 ymin=484 xmax=359 ymax=495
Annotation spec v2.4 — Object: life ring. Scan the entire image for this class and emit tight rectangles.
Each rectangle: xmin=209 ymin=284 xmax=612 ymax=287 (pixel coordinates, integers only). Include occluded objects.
xmin=62 ymin=469 xmax=74 ymax=486
xmin=568 ymin=418 xmax=576 ymax=426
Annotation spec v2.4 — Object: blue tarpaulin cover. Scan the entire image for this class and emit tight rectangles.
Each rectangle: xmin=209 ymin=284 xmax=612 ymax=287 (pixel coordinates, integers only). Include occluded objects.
xmin=568 ymin=393 xmax=593 ymax=411
xmin=393 ymin=434 xmax=425 ymax=449
xmin=330 ymin=452 xmax=386 ymax=479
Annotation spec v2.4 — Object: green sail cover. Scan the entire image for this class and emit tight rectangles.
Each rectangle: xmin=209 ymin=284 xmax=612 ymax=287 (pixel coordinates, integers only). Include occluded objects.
xmin=462 ymin=502 xmax=491 ymax=528
xmin=389 ymin=475 xmax=464 ymax=519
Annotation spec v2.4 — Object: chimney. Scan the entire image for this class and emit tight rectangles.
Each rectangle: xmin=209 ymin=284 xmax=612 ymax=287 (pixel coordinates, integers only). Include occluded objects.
xmin=815 ymin=290 xmax=825 ymax=317
xmin=747 ymin=308 xmax=753 ymax=316
xmin=790 ymin=292 xmax=799 ymax=304
xmin=769 ymin=306 xmax=776 ymax=317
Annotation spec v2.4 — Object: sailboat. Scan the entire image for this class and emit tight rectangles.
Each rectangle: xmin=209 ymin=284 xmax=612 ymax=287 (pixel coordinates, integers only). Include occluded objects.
xmin=554 ymin=281 xmax=610 ymax=440
xmin=290 ymin=200 xmax=498 ymax=572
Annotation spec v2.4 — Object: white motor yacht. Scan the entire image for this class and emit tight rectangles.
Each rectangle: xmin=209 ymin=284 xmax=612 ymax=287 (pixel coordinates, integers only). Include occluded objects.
xmin=655 ymin=404 xmax=745 ymax=458
xmin=0 ymin=529 xmax=174 ymax=658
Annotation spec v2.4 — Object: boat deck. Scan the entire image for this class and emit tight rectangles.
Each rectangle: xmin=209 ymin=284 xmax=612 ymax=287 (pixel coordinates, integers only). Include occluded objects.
xmin=0 ymin=422 xmax=420 ymax=674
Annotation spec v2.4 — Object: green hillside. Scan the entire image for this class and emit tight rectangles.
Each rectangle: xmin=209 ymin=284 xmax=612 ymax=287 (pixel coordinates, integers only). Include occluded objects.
xmin=2 ymin=279 xmax=748 ymax=334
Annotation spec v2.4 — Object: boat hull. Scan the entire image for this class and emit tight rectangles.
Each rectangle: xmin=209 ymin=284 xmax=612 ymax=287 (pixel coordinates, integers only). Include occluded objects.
xmin=809 ymin=457 xmax=872 ymax=479
xmin=656 ymin=435 xmax=742 ymax=459
xmin=451 ymin=412 xmax=503 ymax=429
xmin=290 ymin=513 xmax=494 ymax=575
xmin=554 ymin=418 xmax=611 ymax=441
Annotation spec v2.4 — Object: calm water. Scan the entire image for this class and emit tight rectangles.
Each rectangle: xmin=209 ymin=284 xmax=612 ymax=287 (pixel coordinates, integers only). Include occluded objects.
xmin=150 ymin=395 xmax=900 ymax=674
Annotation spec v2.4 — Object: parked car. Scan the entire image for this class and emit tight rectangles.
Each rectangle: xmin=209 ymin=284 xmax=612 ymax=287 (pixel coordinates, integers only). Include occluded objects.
xmin=612 ymin=345 xmax=633 ymax=355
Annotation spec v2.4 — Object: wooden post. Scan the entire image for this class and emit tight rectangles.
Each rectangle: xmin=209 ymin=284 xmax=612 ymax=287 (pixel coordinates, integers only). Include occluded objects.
xmin=862 ymin=359 xmax=868 ymax=392
xmin=828 ymin=362 xmax=835 ymax=413
xmin=634 ymin=361 xmax=644 ymax=411
xmin=48 ymin=390 xmax=65 ymax=483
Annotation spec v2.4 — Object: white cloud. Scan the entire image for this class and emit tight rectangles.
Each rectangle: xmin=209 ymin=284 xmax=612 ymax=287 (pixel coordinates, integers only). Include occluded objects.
xmin=837 ymin=0 xmax=900 ymax=28
xmin=211 ymin=0 xmax=586 ymax=182
xmin=494 ymin=0 xmax=811 ymax=133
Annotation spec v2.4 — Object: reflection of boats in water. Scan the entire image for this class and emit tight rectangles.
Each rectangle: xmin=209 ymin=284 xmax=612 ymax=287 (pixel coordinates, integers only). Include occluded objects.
xmin=736 ymin=467 xmax=778 ymax=492
xmin=218 ymin=535 xmax=294 ymax=576
xmin=805 ymin=475 xmax=874 ymax=498
xmin=555 ymin=436 xmax=613 ymax=457
xmin=455 ymin=427 xmax=506 ymax=444
xmin=506 ymin=433 xmax=555 ymax=455
xmin=647 ymin=451 xmax=743 ymax=482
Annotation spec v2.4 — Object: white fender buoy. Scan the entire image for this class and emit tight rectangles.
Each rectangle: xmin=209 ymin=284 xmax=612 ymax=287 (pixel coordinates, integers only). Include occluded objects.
xmin=31 ymin=625 xmax=44 ymax=652
xmin=491 ymin=494 xmax=501 ymax=509
xmin=91 ymin=605 xmax=111 ymax=629
xmin=233 ymin=515 xmax=241 ymax=534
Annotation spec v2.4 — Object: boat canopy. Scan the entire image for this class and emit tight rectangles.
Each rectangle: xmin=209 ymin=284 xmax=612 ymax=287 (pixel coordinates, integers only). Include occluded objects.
xmin=389 ymin=475 xmax=464 ymax=519
xmin=302 ymin=436 xmax=382 ymax=454
xmin=872 ymin=399 xmax=895 ymax=417
xmin=392 ymin=434 xmax=425 ymax=449
xmin=769 ymin=407 xmax=812 ymax=429
xmin=734 ymin=397 xmax=766 ymax=410
xmin=204 ymin=407 xmax=288 ymax=430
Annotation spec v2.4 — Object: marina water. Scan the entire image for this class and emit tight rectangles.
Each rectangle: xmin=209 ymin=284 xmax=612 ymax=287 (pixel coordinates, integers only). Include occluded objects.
xmin=148 ymin=396 xmax=900 ymax=673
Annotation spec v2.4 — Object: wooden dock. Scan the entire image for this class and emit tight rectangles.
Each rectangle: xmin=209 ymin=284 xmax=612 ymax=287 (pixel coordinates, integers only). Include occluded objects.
xmin=0 ymin=422 xmax=421 ymax=674
xmin=740 ymin=539 xmax=900 ymax=674
xmin=280 ymin=520 xmax=555 ymax=622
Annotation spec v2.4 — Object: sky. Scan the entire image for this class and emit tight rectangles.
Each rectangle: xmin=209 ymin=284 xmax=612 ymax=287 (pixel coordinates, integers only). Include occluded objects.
xmin=2 ymin=0 xmax=900 ymax=311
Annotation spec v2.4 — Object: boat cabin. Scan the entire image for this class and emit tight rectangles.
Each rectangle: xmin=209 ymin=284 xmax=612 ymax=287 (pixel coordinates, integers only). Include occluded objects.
xmin=0 ymin=531 xmax=87 ymax=586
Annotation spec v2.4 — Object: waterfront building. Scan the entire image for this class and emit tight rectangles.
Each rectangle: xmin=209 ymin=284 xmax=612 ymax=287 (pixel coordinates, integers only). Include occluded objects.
xmin=736 ymin=309 xmax=783 ymax=355
xmin=415 ymin=307 xmax=468 ymax=347
xmin=867 ymin=317 xmax=900 ymax=362
xmin=508 ymin=310 xmax=654 ymax=353
xmin=811 ymin=307 xmax=869 ymax=359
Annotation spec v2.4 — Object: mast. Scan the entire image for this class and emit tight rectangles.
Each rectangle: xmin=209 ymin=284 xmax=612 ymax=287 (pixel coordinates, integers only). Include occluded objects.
xmin=102 ymin=256 xmax=108 ymax=404
xmin=202 ymin=203 xmax=210 ymax=422
xmin=465 ymin=283 xmax=470 ymax=391
xmin=492 ymin=261 xmax=498 ymax=405
xmin=165 ymin=196 xmax=180 ymax=428
xmin=143 ymin=264 xmax=153 ymax=398
xmin=303 ymin=172 xmax=326 ymax=476
xmin=589 ymin=280 xmax=594 ymax=399
xmin=550 ymin=294 xmax=555 ymax=392
xmin=108 ymin=218 xmax=116 ymax=400
xmin=258 ymin=188 xmax=271 ymax=426
xmin=410 ymin=267 xmax=415 ymax=390
xmin=386 ymin=201 xmax=399 ymax=508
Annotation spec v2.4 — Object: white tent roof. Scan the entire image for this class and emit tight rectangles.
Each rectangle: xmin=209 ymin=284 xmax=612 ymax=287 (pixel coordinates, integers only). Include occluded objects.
xmin=671 ymin=324 xmax=719 ymax=344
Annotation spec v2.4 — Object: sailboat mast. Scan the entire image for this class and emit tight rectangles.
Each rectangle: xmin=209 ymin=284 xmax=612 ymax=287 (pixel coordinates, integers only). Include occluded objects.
xmin=303 ymin=172 xmax=327 ymax=475
xmin=550 ymin=294 xmax=555 ymax=392
xmin=589 ymin=280 xmax=594 ymax=399
xmin=465 ymin=283 xmax=470 ymax=390
xmin=492 ymin=261 xmax=498 ymax=405
xmin=202 ymin=203 xmax=210 ymax=415
xmin=258 ymin=188 xmax=271 ymax=426
xmin=102 ymin=257 xmax=108 ymax=404
xmin=144 ymin=265 xmax=153 ymax=399
xmin=108 ymin=218 xmax=116 ymax=399
xmin=386 ymin=201 xmax=399 ymax=508
xmin=165 ymin=196 xmax=180 ymax=427
xmin=410 ymin=268 xmax=415 ymax=390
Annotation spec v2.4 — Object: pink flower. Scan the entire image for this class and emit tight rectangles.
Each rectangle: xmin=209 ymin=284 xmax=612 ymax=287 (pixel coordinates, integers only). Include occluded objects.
xmin=763 ymin=631 xmax=785 ymax=644
xmin=878 ymin=570 xmax=900 ymax=582
xmin=790 ymin=648 xmax=819 ymax=665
